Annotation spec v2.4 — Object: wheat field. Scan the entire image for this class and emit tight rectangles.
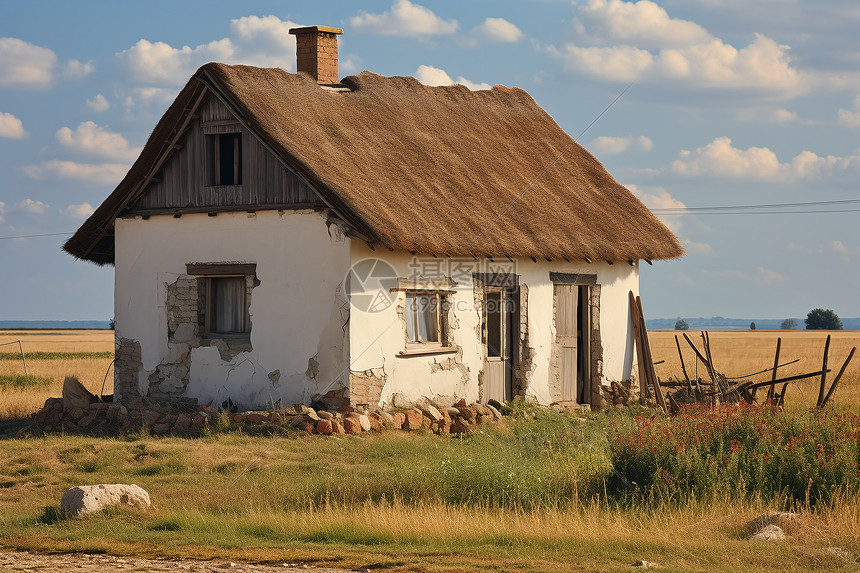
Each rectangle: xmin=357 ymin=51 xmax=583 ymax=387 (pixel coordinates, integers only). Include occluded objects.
xmin=1 ymin=329 xmax=858 ymax=420
xmin=0 ymin=330 xmax=114 ymax=420
xmin=648 ymin=330 xmax=860 ymax=409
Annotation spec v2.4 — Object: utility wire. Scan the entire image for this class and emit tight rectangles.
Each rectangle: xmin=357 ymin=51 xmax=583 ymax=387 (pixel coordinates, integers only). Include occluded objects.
xmin=652 ymin=197 xmax=860 ymax=216
xmin=0 ymin=231 xmax=74 ymax=241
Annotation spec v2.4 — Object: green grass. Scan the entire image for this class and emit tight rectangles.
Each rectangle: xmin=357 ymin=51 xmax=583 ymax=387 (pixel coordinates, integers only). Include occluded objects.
xmin=0 ymin=405 xmax=858 ymax=571
xmin=0 ymin=374 xmax=52 ymax=389
xmin=0 ymin=351 xmax=113 ymax=360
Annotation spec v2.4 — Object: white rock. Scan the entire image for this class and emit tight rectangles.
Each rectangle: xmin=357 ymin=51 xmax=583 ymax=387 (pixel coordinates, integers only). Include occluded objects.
xmin=358 ymin=414 xmax=371 ymax=432
xmin=419 ymin=404 xmax=443 ymax=422
xmin=60 ymin=484 xmax=151 ymax=517
xmin=748 ymin=524 xmax=785 ymax=542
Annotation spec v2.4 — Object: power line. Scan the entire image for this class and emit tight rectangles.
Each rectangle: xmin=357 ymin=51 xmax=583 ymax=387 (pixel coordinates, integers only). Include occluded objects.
xmin=0 ymin=232 xmax=74 ymax=241
xmin=652 ymin=197 xmax=860 ymax=215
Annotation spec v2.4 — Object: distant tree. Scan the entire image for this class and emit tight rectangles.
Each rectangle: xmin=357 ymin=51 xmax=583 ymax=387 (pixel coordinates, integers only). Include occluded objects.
xmin=805 ymin=308 xmax=843 ymax=330
xmin=674 ymin=318 xmax=689 ymax=331
xmin=781 ymin=318 xmax=797 ymax=330
xmin=750 ymin=321 xmax=756 ymax=330
xmin=108 ymin=317 xmax=116 ymax=330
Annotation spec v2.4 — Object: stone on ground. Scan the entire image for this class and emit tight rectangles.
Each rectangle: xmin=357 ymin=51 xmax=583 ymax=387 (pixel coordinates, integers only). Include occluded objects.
xmin=748 ymin=524 xmax=785 ymax=541
xmin=60 ymin=484 xmax=151 ymax=517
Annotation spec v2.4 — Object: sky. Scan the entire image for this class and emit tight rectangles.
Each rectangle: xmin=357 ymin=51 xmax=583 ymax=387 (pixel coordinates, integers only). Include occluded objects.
xmin=0 ymin=0 xmax=858 ymax=322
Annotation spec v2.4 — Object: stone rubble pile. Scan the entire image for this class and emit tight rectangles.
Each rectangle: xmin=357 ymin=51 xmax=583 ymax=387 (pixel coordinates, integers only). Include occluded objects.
xmin=25 ymin=377 xmax=506 ymax=437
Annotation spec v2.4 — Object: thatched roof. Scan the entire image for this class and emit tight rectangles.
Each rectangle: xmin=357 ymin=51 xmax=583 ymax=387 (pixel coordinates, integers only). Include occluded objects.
xmin=64 ymin=63 xmax=682 ymax=264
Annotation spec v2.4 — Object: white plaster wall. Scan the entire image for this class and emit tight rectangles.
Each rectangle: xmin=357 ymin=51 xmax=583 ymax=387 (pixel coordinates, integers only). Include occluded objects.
xmin=520 ymin=261 xmax=639 ymax=404
xmin=348 ymin=245 xmax=484 ymax=406
xmin=114 ymin=210 xmax=350 ymax=409
xmin=348 ymin=242 xmax=639 ymax=407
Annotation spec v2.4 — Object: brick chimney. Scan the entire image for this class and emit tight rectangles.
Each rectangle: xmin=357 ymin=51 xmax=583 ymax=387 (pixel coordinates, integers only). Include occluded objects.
xmin=288 ymin=26 xmax=343 ymax=85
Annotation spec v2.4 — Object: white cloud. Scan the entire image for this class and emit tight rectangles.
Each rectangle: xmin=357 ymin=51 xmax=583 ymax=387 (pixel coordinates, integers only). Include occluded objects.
xmin=22 ymin=160 xmax=129 ymax=184
xmin=552 ymin=1 xmax=807 ymax=97
xmin=574 ymin=0 xmax=710 ymax=49
xmin=17 ymin=199 xmax=49 ymax=214
xmin=590 ymin=135 xmax=653 ymax=154
xmin=62 ymin=202 xmax=94 ymax=219
xmin=340 ymin=54 xmax=363 ymax=74
xmin=735 ymin=107 xmax=806 ymax=124
xmin=350 ymin=1 xmax=458 ymax=36
xmin=86 ymin=94 xmax=110 ymax=112
xmin=473 ymin=18 xmax=523 ymax=43
xmin=828 ymin=240 xmax=860 ymax=259
xmin=118 ymin=15 xmax=301 ymax=86
xmin=0 ymin=112 xmax=26 ymax=139
xmin=628 ymin=184 xmax=685 ymax=234
xmin=670 ymin=136 xmax=860 ymax=181
xmin=838 ymin=95 xmax=860 ymax=127
xmin=62 ymin=59 xmax=94 ymax=79
xmin=0 ymin=202 xmax=5 ymax=223
xmin=414 ymin=65 xmax=491 ymax=91
xmin=55 ymin=122 xmax=141 ymax=162
xmin=756 ymin=267 xmax=786 ymax=284
xmin=0 ymin=37 xmax=57 ymax=89
xmin=682 ymin=239 xmax=712 ymax=255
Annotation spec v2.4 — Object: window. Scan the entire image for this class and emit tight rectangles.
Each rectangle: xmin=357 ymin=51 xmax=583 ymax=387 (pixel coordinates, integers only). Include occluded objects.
xmin=406 ymin=292 xmax=442 ymax=344
xmin=186 ymin=263 xmax=255 ymax=337
xmin=206 ymin=132 xmax=242 ymax=186
xmin=206 ymin=276 xmax=248 ymax=334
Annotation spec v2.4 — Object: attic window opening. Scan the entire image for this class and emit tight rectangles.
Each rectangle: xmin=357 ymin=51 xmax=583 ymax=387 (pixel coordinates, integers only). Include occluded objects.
xmin=206 ymin=132 xmax=242 ymax=186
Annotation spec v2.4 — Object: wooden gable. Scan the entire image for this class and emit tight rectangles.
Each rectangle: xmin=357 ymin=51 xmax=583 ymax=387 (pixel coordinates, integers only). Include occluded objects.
xmin=127 ymin=92 xmax=323 ymax=215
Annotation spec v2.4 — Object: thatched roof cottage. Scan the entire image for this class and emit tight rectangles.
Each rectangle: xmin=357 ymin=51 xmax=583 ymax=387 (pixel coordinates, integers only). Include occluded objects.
xmin=65 ymin=26 xmax=681 ymax=411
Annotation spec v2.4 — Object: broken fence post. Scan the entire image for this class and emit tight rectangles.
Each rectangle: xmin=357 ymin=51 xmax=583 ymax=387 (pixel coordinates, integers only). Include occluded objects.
xmin=816 ymin=335 xmax=831 ymax=408
xmin=18 ymin=340 xmax=27 ymax=376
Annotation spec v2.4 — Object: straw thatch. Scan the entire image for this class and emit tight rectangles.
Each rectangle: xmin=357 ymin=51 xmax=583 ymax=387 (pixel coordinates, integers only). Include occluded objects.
xmin=64 ymin=63 xmax=682 ymax=264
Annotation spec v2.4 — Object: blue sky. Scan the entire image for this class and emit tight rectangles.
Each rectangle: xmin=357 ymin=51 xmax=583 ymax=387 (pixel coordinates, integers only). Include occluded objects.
xmin=0 ymin=0 xmax=858 ymax=321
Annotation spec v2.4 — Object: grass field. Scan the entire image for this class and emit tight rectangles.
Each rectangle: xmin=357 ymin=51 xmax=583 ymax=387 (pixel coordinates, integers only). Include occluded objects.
xmin=649 ymin=330 xmax=860 ymax=409
xmin=0 ymin=330 xmax=114 ymax=420
xmin=1 ymin=329 xmax=859 ymax=571
xmin=1 ymin=413 xmax=858 ymax=572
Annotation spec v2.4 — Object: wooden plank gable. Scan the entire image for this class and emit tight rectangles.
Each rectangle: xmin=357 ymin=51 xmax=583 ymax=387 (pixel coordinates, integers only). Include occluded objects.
xmin=127 ymin=93 xmax=323 ymax=215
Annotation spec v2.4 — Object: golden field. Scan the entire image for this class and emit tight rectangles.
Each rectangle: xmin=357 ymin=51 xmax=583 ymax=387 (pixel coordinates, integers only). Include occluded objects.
xmin=1 ymin=329 xmax=858 ymax=420
xmin=0 ymin=330 xmax=114 ymax=420
xmin=649 ymin=330 xmax=860 ymax=409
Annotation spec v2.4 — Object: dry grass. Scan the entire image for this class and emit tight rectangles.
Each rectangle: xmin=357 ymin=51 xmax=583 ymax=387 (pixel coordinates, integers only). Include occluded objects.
xmin=1 ymin=432 xmax=857 ymax=572
xmin=0 ymin=330 xmax=114 ymax=420
xmin=649 ymin=330 xmax=860 ymax=410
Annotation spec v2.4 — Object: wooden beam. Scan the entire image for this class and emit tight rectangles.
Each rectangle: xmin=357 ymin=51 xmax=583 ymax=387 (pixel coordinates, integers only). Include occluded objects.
xmin=817 ymin=334 xmax=831 ymax=407
xmin=629 ymin=291 xmax=648 ymax=406
xmin=821 ymin=347 xmax=856 ymax=407
xmin=765 ymin=337 xmax=781 ymax=404
xmin=675 ymin=334 xmax=691 ymax=385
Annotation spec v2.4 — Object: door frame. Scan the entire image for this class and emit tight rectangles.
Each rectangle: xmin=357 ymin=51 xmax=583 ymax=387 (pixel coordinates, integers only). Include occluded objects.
xmin=474 ymin=273 xmax=519 ymax=404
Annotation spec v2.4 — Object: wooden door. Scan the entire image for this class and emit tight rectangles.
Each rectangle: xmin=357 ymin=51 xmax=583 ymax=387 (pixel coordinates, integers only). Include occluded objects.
xmin=555 ymin=284 xmax=578 ymax=402
xmin=484 ymin=287 xmax=514 ymax=403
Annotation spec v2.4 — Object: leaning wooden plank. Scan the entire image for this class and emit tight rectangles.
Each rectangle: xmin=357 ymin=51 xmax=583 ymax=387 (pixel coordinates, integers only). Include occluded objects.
xmin=629 ymin=290 xmax=648 ymax=405
xmin=816 ymin=335 xmax=831 ymax=408
xmin=675 ymin=334 xmax=691 ymax=385
xmin=741 ymin=369 xmax=833 ymax=391
xmin=637 ymin=296 xmax=666 ymax=413
xmin=821 ymin=347 xmax=856 ymax=407
xmin=682 ymin=333 xmax=716 ymax=385
xmin=765 ymin=337 xmax=781 ymax=403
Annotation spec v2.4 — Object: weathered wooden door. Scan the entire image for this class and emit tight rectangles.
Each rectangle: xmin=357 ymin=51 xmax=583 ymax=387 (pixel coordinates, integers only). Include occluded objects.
xmin=484 ymin=286 xmax=515 ymax=403
xmin=555 ymin=284 xmax=579 ymax=402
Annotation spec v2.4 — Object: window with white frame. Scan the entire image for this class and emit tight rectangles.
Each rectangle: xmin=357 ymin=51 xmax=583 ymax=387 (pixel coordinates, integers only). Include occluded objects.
xmin=405 ymin=292 xmax=443 ymax=345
